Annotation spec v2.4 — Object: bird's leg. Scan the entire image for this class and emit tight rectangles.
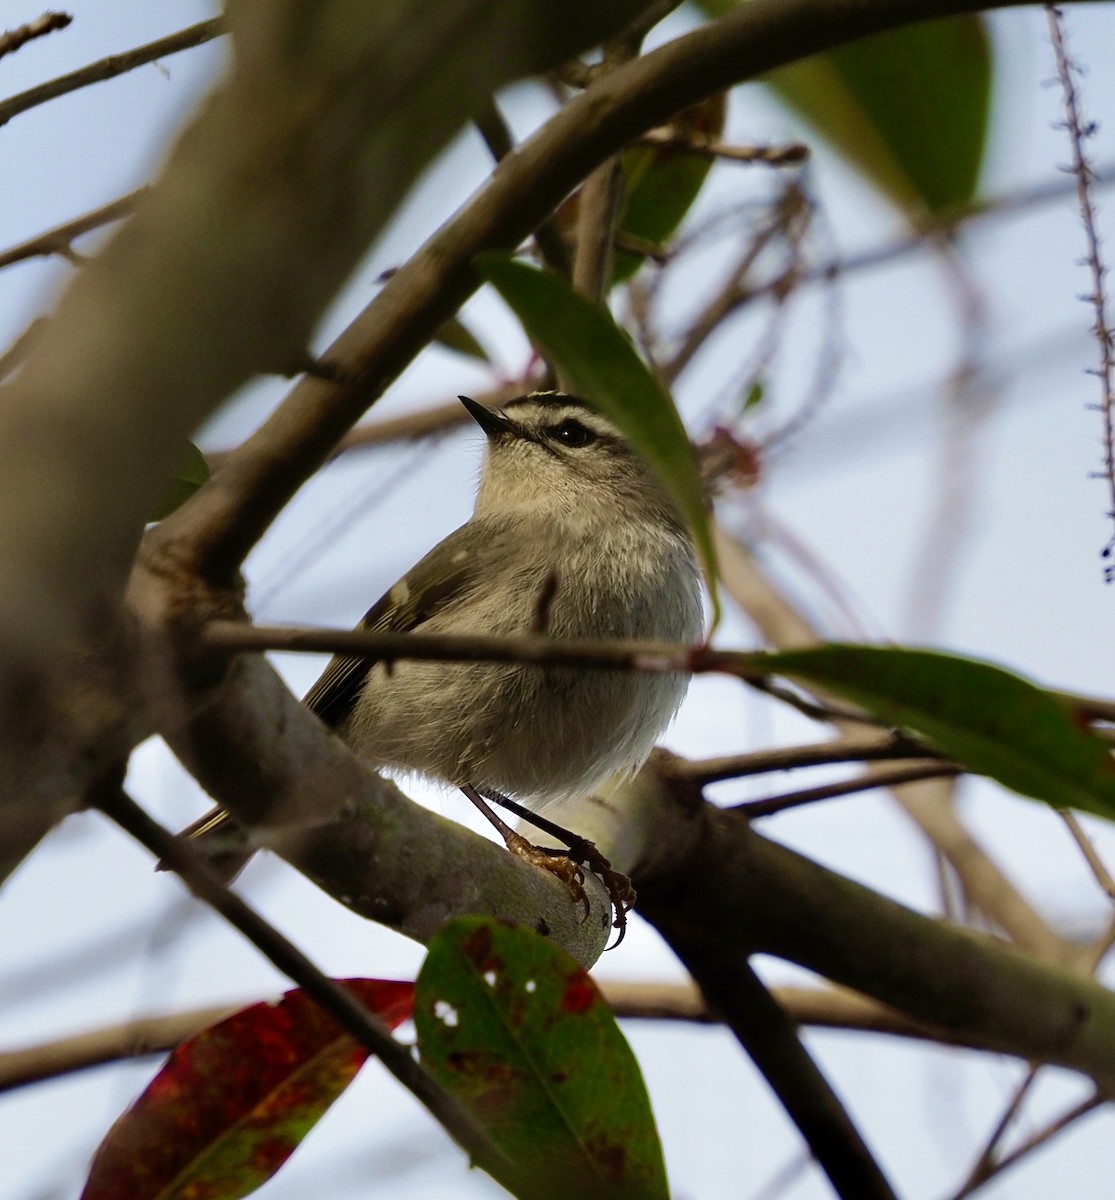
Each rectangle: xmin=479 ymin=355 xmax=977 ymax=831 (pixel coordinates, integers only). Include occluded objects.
xmin=460 ymin=784 xmax=588 ymax=916
xmin=460 ymin=784 xmax=635 ymax=944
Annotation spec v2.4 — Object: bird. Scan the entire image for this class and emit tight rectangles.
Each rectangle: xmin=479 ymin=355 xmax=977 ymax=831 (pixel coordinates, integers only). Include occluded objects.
xmin=179 ymin=391 xmax=704 ymax=934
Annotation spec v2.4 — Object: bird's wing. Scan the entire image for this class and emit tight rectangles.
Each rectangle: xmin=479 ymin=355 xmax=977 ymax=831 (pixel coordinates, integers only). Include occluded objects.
xmin=175 ymin=522 xmax=490 ymax=872
xmin=303 ymin=521 xmax=484 ymax=729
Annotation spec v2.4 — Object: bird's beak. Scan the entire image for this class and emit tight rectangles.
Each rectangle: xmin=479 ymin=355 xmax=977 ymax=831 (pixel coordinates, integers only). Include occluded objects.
xmin=459 ymin=395 xmax=518 ymax=440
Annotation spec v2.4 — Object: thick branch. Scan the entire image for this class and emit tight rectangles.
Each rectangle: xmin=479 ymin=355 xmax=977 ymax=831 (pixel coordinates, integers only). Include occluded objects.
xmin=633 ymin=770 xmax=1115 ymax=1092
xmin=0 ymin=0 xmax=659 ymax=876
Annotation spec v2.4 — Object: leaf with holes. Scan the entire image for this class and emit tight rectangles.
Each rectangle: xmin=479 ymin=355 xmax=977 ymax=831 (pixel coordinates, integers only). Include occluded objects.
xmin=81 ymin=979 xmax=414 ymax=1200
xmin=415 ymin=917 xmax=668 ymax=1200
xmin=758 ymin=644 xmax=1115 ymax=818
xmin=479 ymin=253 xmax=718 ymax=621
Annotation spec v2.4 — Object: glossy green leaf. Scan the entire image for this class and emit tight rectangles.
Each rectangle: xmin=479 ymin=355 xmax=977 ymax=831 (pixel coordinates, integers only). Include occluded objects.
xmin=696 ymin=4 xmax=990 ymax=217
xmin=757 ymin=645 xmax=1115 ymax=819
xmin=415 ymin=917 xmax=668 ymax=1200
xmin=82 ymin=979 xmax=414 ymax=1200
xmin=151 ymin=441 xmax=210 ymax=521
xmin=478 ymin=253 xmax=719 ymax=619
xmin=614 ymin=93 xmax=727 ymax=281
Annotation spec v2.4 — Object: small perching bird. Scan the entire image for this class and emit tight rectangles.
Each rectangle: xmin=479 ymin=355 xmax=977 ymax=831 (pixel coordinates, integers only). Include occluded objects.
xmin=181 ymin=392 xmax=704 ymax=934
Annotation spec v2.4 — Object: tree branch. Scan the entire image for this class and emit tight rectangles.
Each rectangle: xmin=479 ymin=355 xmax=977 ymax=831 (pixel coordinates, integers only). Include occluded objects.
xmin=0 ymin=980 xmax=1002 ymax=1095
xmin=679 ymin=731 xmax=939 ymax=785
xmin=0 ymin=188 xmax=146 ymax=271
xmin=151 ymin=0 xmax=1096 ymax=583
xmin=632 ymin=774 xmax=1115 ymax=1092
xmin=0 ymin=18 xmax=224 ymax=127
xmin=0 ymin=0 xmax=661 ymax=878
xmin=730 ymin=761 xmax=964 ymax=819
xmin=0 ymin=11 xmax=72 ymax=62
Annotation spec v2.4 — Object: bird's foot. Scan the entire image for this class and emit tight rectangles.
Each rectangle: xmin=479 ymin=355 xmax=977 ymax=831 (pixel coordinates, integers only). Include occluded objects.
xmin=504 ymin=828 xmax=635 ymax=946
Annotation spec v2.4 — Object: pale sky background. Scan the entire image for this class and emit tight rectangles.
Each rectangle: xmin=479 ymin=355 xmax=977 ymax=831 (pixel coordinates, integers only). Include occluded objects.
xmin=2 ymin=3 xmax=1115 ymax=1198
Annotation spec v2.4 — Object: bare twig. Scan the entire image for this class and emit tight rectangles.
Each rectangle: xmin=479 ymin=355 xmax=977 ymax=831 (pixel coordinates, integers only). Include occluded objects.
xmin=949 ymin=1085 xmax=1103 ymax=1200
xmin=0 ymin=17 xmax=224 ymax=127
xmin=0 ymin=11 xmax=71 ymax=61
xmin=950 ymin=1067 xmax=1041 ymax=1198
xmin=1060 ymin=810 xmax=1115 ymax=902
xmin=731 ymin=761 xmax=963 ymax=819
xmin=678 ymin=731 xmax=937 ymax=785
xmin=1045 ymin=6 xmax=1115 ymax=575
xmin=0 ymin=980 xmax=999 ymax=1094
xmin=638 ymin=130 xmax=808 ymax=165
xmin=0 ymin=189 xmax=146 ymax=271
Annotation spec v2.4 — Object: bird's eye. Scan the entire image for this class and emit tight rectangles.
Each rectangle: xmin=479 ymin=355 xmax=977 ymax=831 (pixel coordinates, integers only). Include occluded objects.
xmin=551 ymin=418 xmax=596 ymax=448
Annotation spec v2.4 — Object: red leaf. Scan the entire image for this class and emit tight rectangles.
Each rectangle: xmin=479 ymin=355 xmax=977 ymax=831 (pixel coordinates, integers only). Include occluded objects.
xmin=82 ymin=979 xmax=414 ymax=1200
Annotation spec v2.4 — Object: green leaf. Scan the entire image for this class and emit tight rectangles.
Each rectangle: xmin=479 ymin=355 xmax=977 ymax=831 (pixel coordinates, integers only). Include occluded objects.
xmin=477 ymin=253 xmax=719 ymax=621
xmin=695 ymin=5 xmax=991 ymax=217
xmin=756 ymin=645 xmax=1115 ymax=819
xmin=415 ymin=917 xmax=668 ymax=1200
xmin=740 ymin=378 xmax=766 ymax=414
xmin=614 ymin=93 xmax=727 ymax=281
xmin=81 ymin=979 xmax=414 ymax=1200
xmin=435 ymin=315 xmax=490 ymax=362
xmin=151 ymin=441 xmax=210 ymax=521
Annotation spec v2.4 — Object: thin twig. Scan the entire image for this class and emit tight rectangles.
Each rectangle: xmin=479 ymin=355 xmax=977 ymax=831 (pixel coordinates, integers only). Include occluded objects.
xmin=1060 ymin=734 xmax=1115 ymax=971
xmin=1045 ymin=6 xmax=1115 ymax=575
xmin=196 ymin=167 xmax=1115 ymax=470
xmin=198 ymin=619 xmax=880 ymax=733
xmin=0 ymin=981 xmax=993 ymax=1094
xmin=0 ymin=188 xmax=146 ymax=271
xmin=0 ymin=16 xmax=224 ymax=127
xmin=949 ymin=1087 xmax=1103 ymax=1200
xmin=0 ymin=11 xmax=71 ymax=61
xmin=731 ymin=762 xmax=963 ymax=819
xmin=1060 ymin=810 xmax=1115 ymax=902
xmin=678 ymin=731 xmax=936 ymax=784
xmin=639 ymin=130 xmax=808 ymax=166
xmin=949 ymin=1067 xmax=1041 ymax=1199
xmin=95 ymin=784 xmax=512 ymax=1185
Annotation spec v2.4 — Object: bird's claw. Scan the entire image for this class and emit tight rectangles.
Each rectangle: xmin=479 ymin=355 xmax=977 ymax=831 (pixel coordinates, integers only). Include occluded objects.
xmin=504 ymin=830 xmax=635 ymax=946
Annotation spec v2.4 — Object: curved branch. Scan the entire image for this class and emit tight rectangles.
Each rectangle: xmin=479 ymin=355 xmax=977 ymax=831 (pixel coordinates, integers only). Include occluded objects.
xmin=0 ymin=0 xmax=660 ymax=877
xmin=633 ymin=770 xmax=1115 ymax=1092
xmin=154 ymin=0 xmax=1089 ymax=580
